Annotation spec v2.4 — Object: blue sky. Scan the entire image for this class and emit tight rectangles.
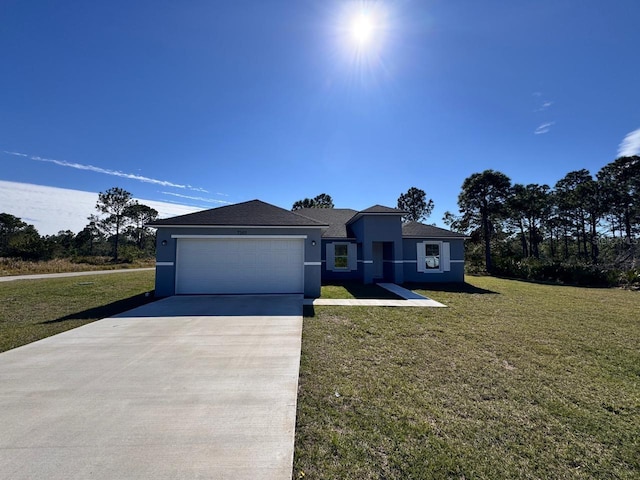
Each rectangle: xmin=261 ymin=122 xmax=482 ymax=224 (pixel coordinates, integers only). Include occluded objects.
xmin=2 ymin=0 xmax=640 ymax=234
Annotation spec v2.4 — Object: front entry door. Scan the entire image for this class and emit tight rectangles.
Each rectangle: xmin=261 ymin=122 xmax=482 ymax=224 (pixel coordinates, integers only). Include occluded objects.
xmin=372 ymin=242 xmax=384 ymax=279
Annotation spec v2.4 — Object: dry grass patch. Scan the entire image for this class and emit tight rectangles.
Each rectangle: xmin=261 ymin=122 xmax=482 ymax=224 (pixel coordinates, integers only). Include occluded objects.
xmin=0 ymin=257 xmax=154 ymax=276
xmin=294 ymin=276 xmax=639 ymax=479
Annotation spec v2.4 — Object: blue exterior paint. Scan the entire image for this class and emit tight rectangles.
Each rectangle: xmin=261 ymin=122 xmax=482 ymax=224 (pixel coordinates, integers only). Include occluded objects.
xmin=153 ymin=226 xmax=323 ymax=298
xmin=153 ymin=204 xmax=466 ymax=298
xmin=349 ymin=215 xmax=404 ymax=284
xmin=402 ymin=238 xmax=465 ymax=283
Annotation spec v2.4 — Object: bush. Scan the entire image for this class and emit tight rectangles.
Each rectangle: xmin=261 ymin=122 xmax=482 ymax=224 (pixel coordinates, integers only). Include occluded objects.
xmin=492 ymin=258 xmax=620 ymax=287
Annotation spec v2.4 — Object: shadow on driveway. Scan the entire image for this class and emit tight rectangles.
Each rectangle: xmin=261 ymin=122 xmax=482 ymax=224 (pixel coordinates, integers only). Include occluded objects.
xmin=40 ymin=292 xmax=157 ymax=325
xmin=113 ymin=294 xmax=303 ymax=318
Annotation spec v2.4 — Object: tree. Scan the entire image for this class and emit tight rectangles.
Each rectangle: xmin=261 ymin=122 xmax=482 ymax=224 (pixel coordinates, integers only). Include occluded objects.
xmin=397 ymin=187 xmax=434 ymax=222
xmin=554 ymin=170 xmax=602 ymax=262
xmin=0 ymin=213 xmax=44 ymax=260
xmin=457 ymin=170 xmax=512 ymax=273
xmin=506 ymin=184 xmax=551 ymax=258
xmin=94 ymin=187 xmax=134 ymax=261
xmin=0 ymin=213 xmax=26 ymax=256
xmin=124 ymin=203 xmax=158 ymax=250
xmin=597 ymin=156 xmax=640 ymax=241
xmin=292 ymin=193 xmax=334 ymax=210
xmin=74 ymin=221 xmax=103 ymax=256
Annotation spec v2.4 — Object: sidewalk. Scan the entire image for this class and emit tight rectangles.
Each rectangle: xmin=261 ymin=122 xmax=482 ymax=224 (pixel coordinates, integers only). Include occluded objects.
xmin=0 ymin=268 xmax=154 ymax=283
xmin=303 ymin=283 xmax=446 ymax=308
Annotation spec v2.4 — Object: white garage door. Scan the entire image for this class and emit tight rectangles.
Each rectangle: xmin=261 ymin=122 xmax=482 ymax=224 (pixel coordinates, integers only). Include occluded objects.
xmin=175 ymin=237 xmax=304 ymax=294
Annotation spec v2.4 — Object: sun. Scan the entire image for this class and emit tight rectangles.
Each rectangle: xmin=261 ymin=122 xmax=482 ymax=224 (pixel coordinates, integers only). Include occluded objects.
xmin=351 ymin=13 xmax=376 ymax=47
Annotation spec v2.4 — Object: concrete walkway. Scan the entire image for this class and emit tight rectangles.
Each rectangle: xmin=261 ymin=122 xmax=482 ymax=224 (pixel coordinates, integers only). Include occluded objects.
xmin=0 ymin=267 xmax=154 ymax=282
xmin=304 ymin=283 xmax=446 ymax=307
xmin=0 ymin=294 xmax=303 ymax=479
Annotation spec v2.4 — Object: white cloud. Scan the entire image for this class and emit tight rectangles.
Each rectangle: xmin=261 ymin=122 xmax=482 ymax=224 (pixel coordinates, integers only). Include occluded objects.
xmin=160 ymin=191 xmax=232 ymax=205
xmin=534 ymin=122 xmax=555 ymax=135
xmin=618 ymin=128 xmax=640 ymax=157
xmin=4 ymin=151 xmax=209 ymax=193
xmin=0 ymin=180 xmax=205 ymax=235
xmin=535 ymin=100 xmax=553 ymax=112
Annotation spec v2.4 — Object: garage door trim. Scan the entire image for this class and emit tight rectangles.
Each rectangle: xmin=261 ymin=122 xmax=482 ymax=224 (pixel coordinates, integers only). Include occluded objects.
xmin=172 ymin=234 xmax=308 ymax=239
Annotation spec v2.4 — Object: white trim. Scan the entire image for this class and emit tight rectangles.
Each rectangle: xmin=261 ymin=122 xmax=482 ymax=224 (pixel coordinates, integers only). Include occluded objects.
xmin=171 ymin=234 xmax=308 ymax=239
xmin=403 ymin=259 xmax=418 ymax=264
xmin=158 ymin=225 xmax=324 ymax=229
xmin=417 ymin=241 xmax=444 ymax=273
xmin=450 ymin=259 xmax=465 ymax=263
xmin=304 ymin=262 xmax=321 ymax=266
xmin=358 ymin=260 xmax=374 ymax=264
xmin=155 ymin=262 xmax=174 ymax=266
xmin=383 ymin=260 xmax=404 ymax=264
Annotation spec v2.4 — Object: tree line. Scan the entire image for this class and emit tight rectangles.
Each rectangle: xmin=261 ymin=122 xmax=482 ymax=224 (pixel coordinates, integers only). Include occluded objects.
xmin=445 ymin=156 xmax=639 ymax=285
xmin=0 ymin=187 xmax=158 ymax=263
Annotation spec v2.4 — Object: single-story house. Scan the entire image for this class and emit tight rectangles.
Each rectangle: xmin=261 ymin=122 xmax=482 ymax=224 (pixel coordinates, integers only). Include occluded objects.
xmin=149 ymin=199 xmax=467 ymax=298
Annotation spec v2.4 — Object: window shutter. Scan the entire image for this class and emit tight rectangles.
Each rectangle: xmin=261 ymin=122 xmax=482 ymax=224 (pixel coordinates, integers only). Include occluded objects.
xmin=348 ymin=243 xmax=357 ymax=271
xmin=442 ymin=242 xmax=451 ymax=272
xmin=326 ymin=243 xmax=335 ymax=272
xmin=416 ymin=242 xmax=425 ymax=272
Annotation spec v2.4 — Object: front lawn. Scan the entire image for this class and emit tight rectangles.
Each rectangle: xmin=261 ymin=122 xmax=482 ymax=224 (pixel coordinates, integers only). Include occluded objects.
xmin=0 ymin=270 xmax=155 ymax=352
xmin=294 ymin=276 xmax=639 ymax=479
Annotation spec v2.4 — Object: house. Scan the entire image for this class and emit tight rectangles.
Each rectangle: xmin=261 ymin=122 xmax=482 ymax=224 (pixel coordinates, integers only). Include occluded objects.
xmin=149 ymin=199 xmax=467 ymax=298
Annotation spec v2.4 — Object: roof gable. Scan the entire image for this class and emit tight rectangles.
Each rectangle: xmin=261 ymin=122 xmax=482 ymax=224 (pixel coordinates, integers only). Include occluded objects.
xmin=149 ymin=200 xmax=327 ymax=227
xmin=359 ymin=205 xmax=406 ymax=214
xmin=402 ymin=221 xmax=468 ymax=239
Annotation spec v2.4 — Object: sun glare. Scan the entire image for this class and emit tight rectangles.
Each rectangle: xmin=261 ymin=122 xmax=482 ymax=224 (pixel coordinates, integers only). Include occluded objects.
xmin=331 ymin=1 xmax=393 ymax=82
xmin=351 ymin=13 xmax=375 ymax=47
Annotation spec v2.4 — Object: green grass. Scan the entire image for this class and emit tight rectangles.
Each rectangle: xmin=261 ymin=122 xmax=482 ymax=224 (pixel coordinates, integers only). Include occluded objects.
xmin=0 ymin=270 xmax=155 ymax=352
xmin=294 ymin=276 xmax=640 ymax=479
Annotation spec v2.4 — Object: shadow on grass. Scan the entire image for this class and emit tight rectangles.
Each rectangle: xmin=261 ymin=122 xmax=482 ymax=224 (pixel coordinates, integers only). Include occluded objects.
xmin=324 ymin=281 xmax=402 ymax=299
xmin=303 ymin=305 xmax=316 ymax=318
xmin=41 ymin=292 xmax=157 ymax=324
xmin=404 ymin=282 xmax=499 ymax=295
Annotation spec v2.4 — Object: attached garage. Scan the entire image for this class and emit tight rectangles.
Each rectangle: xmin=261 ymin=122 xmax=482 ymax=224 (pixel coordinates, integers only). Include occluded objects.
xmin=175 ymin=237 xmax=304 ymax=294
xmin=150 ymin=200 xmax=327 ymax=298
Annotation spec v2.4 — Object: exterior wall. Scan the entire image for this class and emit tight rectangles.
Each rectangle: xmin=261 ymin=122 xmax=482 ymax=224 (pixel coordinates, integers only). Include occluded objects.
xmin=153 ymin=226 xmax=323 ymax=297
xmin=402 ymin=238 xmax=465 ymax=283
xmin=350 ymin=215 xmax=404 ymax=284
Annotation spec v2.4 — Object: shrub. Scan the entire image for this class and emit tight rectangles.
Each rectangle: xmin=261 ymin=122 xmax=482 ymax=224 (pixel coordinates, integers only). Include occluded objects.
xmin=492 ymin=258 xmax=620 ymax=287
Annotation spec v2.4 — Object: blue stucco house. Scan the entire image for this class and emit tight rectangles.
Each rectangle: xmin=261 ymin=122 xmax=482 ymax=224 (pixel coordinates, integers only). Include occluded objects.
xmin=150 ymin=200 xmax=467 ymax=298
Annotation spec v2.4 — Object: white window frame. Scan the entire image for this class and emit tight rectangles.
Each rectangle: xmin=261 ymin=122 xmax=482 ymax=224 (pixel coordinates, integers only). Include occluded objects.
xmin=326 ymin=242 xmax=357 ymax=272
xmin=417 ymin=241 xmax=450 ymax=273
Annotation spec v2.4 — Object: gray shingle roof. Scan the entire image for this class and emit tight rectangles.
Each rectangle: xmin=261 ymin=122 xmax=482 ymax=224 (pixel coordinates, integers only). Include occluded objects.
xmin=402 ymin=221 xmax=468 ymax=239
xmin=149 ymin=200 xmax=328 ymax=227
xmin=295 ymin=208 xmax=358 ymax=238
xmin=359 ymin=205 xmax=406 ymax=214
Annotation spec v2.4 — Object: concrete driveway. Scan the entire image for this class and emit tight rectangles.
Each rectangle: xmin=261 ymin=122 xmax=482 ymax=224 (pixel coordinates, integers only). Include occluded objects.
xmin=0 ymin=294 xmax=303 ymax=479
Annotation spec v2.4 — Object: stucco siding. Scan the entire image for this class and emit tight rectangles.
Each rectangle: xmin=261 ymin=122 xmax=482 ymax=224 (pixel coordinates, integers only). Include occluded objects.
xmin=402 ymin=238 xmax=465 ymax=283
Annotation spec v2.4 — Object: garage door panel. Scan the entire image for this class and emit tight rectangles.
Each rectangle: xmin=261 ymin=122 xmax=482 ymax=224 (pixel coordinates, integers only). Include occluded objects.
xmin=176 ymin=238 xmax=304 ymax=294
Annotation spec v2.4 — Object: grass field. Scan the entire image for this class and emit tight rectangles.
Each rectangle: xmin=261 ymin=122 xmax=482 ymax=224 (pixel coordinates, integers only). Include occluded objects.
xmin=294 ymin=276 xmax=640 ymax=479
xmin=0 ymin=270 xmax=155 ymax=353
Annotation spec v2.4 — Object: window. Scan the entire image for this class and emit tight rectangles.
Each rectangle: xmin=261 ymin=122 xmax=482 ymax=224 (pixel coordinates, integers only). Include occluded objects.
xmin=424 ymin=243 xmax=440 ymax=269
xmin=417 ymin=241 xmax=450 ymax=273
xmin=327 ymin=242 xmax=357 ymax=272
xmin=334 ymin=244 xmax=349 ymax=269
